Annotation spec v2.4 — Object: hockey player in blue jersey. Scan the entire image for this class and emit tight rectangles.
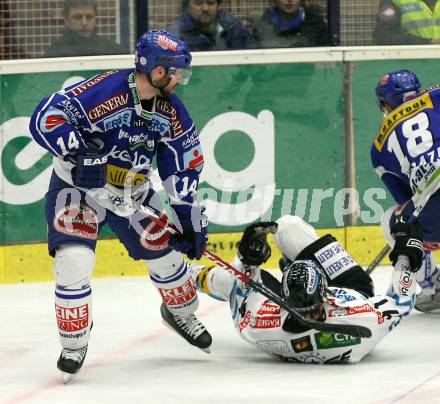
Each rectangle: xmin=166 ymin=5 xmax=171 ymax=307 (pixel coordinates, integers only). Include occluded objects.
xmin=29 ymin=30 xmax=211 ymax=382
xmin=372 ymin=69 xmax=440 ymax=312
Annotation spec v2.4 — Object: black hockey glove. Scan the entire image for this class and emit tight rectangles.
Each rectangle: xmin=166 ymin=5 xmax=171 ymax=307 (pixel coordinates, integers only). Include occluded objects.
xmin=389 ymin=215 xmax=424 ymax=272
xmin=238 ymin=222 xmax=278 ymax=266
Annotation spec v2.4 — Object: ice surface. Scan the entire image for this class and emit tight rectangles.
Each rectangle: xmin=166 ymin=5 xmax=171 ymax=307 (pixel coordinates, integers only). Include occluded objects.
xmin=1 ymin=266 xmax=440 ymax=404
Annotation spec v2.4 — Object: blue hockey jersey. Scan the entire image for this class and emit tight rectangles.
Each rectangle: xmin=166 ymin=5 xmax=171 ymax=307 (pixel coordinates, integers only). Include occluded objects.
xmin=29 ymin=69 xmax=204 ymax=219
xmin=371 ymin=87 xmax=440 ymax=204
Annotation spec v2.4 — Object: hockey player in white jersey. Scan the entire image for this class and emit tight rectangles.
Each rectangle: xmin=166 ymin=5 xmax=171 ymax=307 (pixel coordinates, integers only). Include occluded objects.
xmin=194 ymin=215 xmax=423 ymax=363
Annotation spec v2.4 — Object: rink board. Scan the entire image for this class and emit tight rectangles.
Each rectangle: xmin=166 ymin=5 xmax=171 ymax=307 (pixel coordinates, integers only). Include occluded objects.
xmin=4 ymin=49 xmax=440 ymax=283
xmin=0 ymin=225 xmax=394 ymax=283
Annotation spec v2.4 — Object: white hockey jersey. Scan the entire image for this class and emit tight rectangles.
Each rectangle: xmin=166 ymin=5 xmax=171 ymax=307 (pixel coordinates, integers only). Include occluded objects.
xmin=221 ymin=259 xmax=416 ymax=364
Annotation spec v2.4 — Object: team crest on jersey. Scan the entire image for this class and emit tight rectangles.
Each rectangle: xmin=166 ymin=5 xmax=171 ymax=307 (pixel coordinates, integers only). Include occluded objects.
xmin=375 ymin=92 xmax=433 ymax=151
xmin=39 ymin=107 xmax=69 ymax=133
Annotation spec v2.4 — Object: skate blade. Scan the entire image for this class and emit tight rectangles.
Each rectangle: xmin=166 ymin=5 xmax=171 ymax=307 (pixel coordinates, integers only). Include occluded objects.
xmin=200 ymin=346 xmax=211 ymax=354
xmin=161 ymin=319 xmax=211 ymax=354
xmin=62 ymin=372 xmax=73 ymax=384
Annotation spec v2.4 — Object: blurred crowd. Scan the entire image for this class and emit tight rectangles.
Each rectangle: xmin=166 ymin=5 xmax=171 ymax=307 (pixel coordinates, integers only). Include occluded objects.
xmin=2 ymin=0 xmax=440 ymax=60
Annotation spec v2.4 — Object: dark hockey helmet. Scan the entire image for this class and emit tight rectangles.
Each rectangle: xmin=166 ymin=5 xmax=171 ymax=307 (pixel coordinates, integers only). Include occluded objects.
xmin=135 ymin=30 xmax=192 ymax=84
xmin=281 ymin=260 xmax=326 ymax=315
xmin=376 ymin=69 xmax=420 ymax=112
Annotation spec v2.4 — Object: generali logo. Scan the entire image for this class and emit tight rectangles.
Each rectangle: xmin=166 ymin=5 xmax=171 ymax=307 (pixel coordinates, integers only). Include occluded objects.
xmin=88 ymin=93 xmax=129 ymax=121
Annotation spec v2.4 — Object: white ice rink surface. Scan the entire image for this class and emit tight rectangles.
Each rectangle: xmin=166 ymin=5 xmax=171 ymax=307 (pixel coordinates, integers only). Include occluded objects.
xmin=1 ymin=266 xmax=440 ymax=404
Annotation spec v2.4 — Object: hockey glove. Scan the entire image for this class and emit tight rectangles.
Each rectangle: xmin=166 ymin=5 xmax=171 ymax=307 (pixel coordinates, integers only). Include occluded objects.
xmin=389 ymin=215 xmax=424 ymax=272
xmin=238 ymin=222 xmax=278 ymax=266
xmin=169 ymin=206 xmax=208 ymax=261
xmin=71 ymin=146 xmax=107 ymax=189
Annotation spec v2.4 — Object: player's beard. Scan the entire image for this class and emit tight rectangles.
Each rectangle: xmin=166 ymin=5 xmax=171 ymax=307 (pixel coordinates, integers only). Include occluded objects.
xmin=160 ymin=81 xmax=178 ymax=100
xmin=160 ymin=87 xmax=171 ymax=101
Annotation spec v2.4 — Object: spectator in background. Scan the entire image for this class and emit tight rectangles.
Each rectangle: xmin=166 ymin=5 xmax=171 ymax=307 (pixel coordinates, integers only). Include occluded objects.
xmin=0 ymin=1 xmax=28 ymax=59
xmin=374 ymin=0 xmax=440 ymax=45
xmin=45 ymin=0 xmax=125 ymax=57
xmin=167 ymin=0 xmax=255 ymax=51
xmin=253 ymin=0 xmax=330 ymax=48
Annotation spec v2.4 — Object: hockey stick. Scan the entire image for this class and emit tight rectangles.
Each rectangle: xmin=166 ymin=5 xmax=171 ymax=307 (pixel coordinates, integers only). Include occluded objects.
xmin=366 ymin=245 xmax=391 ymax=275
xmin=366 ymin=168 xmax=440 ymax=275
xmin=100 ymin=183 xmax=372 ymax=338
xmin=365 ymin=169 xmax=440 ymax=275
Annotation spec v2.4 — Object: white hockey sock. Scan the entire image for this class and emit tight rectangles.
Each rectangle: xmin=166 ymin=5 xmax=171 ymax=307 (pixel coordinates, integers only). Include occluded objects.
xmin=55 ymin=285 xmax=92 ymax=350
xmin=54 ymin=245 xmax=94 ymax=350
xmin=146 ymin=251 xmax=198 ymax=317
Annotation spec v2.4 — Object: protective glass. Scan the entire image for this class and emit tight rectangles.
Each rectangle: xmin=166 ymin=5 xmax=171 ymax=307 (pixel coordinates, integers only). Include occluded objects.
xmin=168 ymin=67 xmax=192 ymax=85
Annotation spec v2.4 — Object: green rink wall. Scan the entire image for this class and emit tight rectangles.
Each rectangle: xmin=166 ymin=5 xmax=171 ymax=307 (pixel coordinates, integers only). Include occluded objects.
xmin=1 ymin=51 xmax=439 ymax=282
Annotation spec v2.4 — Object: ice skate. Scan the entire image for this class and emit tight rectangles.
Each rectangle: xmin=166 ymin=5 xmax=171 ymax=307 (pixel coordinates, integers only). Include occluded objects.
xmin=415 ymin=266 xmax=440 ymax=312
xmin=57 ymin=345 xmax=88 ymax=383
xmin=415 ymin=290 xmax=440 ymax=312
xmin=160 ymin=302 xmax=212 ymax=353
